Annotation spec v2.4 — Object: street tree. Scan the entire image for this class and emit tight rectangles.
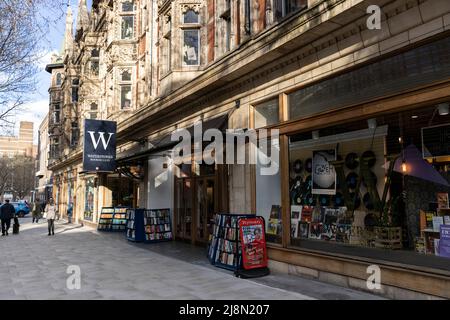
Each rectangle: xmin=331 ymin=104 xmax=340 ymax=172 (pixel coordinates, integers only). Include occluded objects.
xmin=0 ymin=0 xmax=66 ymax=131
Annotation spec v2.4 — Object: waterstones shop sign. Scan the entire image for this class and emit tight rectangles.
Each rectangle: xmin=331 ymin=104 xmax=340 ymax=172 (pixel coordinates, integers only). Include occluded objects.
xmin=83 ymin=119 xmax=117 ymax=172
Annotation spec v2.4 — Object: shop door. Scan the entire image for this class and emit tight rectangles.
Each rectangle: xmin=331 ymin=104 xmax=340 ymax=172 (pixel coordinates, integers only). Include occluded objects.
xmin=196 ymin=176 xmax=216 ymax=244
xmin=175 ymin=178 xmax=193 ymax=241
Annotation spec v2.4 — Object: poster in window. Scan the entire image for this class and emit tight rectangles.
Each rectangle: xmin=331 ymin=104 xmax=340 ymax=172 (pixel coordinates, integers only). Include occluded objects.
xmin=267 ymin=205 xmax=282 ymax=236
xmin=312 ymin=149 xmax=336 ymax=195
xmin=439 ymin=225 xmax=450 ymax=258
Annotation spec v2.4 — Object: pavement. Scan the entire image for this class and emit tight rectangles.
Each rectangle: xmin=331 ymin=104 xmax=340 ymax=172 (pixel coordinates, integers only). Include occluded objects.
xmin=0 ymin=217 xmax=385 ymax=300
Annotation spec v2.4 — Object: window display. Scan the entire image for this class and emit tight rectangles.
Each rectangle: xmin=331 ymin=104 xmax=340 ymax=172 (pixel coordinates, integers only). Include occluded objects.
xmin=182 ymin=29 xmax=199 ymax=66
xmin=84 ymin=177 xmax=95 ymax=221
xmin=256 ymin=138 xmax=281 ymax=244
xmin=285 ymin=105 xmax=450 ymax=259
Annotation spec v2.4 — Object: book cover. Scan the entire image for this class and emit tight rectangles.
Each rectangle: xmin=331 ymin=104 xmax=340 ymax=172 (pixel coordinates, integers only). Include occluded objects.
xmin=291 ymin=219 xmax=299 ymax=238
xmin=269 ymin=205 xmax=281 ymax=220
xmin=434 ymin=239 xmax=440 ymax=256
xmin=291 ymin=205 xmax=302 ymax=219
xmin=301 ymin=206 xmax=313 ymax=222
xmin=298 ymin=221 xmax=309 ymax=238
xmin=437 ymin=192 xmax=449 ymax=209
xmin=419 ymin=210 xmax=427 ymax=231
xmin=336 ymin=224 xmax=352 ymax=243
xmin=309 ymin=222 xmax=323 ymax=239
xmin=415 ymin=237 xmax=426 ymax=254
xmin=267 ymin=219 xmax=279 ymax=235
xmin=322 ymin=223 xmax=337 ymax=241
xmin=444 ymin=216 xmax=450 ymax=225
xmin=432 ymin=216 xmax=444 ymax=232
xmin=426 ymin=212 xmax=435 ymax=229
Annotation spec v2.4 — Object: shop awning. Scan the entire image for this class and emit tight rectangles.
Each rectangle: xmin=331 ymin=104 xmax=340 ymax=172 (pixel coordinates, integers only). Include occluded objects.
xmin=116 ymin=114 xmax=228 ymax=164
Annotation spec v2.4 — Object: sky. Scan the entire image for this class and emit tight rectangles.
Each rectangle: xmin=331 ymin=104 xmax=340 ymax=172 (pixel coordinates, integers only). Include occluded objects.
xmin=11 ymin=0 xmax=92 ymax=144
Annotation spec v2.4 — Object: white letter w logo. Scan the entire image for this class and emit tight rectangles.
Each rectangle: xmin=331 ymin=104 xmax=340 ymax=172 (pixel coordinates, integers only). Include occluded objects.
xmin=88 ymin=131 xmax=114 ymax=150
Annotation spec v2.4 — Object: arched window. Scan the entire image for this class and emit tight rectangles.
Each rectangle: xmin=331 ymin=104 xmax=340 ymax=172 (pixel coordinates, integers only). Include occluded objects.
xmin=183 ymin=9 xmax=199 ymax=24
xmin=121 ymin=70 xmax=131 ymax=81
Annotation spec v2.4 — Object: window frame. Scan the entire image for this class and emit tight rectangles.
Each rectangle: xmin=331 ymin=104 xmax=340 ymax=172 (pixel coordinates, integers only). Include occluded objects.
xmin=181 ymin=28 xmax=201 ymax=67
xmin=118 ymin=69 xmax=132 ymax=109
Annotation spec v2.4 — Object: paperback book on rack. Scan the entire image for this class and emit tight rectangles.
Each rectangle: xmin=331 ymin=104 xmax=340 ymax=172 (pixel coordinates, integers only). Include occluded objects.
xmin=126 ymin=208 xmax=145 ymax=242
xmin=207 ymin=213 xmax=254 ymax=271
xmin=143 ymin=208 xmax=173 ymax=242
xmin=98 ymin=207 xmax=128 ymax=232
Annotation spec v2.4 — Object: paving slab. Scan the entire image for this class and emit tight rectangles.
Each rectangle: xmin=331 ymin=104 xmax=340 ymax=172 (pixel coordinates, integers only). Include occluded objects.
xmin=0 ymin=218 xmax=385 ymax=300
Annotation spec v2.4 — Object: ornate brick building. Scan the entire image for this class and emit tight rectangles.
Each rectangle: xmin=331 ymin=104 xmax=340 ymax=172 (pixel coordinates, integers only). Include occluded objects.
xmin=46 ymin=0 xmax=450 ymax=298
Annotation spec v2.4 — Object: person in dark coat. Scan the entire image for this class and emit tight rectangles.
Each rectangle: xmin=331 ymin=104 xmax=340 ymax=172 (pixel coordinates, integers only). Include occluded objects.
xmin=1 ymin=199 xmax=16 ymax=236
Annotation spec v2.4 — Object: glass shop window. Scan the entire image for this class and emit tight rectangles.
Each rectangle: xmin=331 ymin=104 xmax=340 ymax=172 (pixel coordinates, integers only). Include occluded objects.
xmin=286 ymin=105 xmax=450 ymax=265
xmin=254 ymin=98 xmax=279 ymax=128
xmin=182 ymin=29 xmax=200 ymax=66
xmin=256 ymin=137 xmax=282 ymax=244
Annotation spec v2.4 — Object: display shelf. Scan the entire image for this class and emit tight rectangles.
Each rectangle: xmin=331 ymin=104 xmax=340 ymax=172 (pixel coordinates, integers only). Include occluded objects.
xmin=97 ymin=207 xmax=129 ymax=232
xmin=207 ymin=213 xmax=254 ymax=271
xmin=126 ymin=208 xmax=145 ymax=242
xmin=143 ymin=208 xmax=173 ymax=243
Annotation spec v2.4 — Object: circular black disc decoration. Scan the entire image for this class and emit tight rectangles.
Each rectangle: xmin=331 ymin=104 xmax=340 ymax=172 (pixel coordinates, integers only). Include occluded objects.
xmin=304 ymin=194 xmax=314 ymax=205
xmin=345 ymin=152 xmax=359 ymax=170
xmin=346 ymin=172 xmax=359 ymax=189
xmin=363 ymin=192 xmax=374 ymax=210
xmin=293 ymin=159 xmax=303 ymax=174
xmin=305 ymin=158 xmax=313 ymax=173
xmin=349 ymin=192 xmax=361 ymax=209
xmin=319 ymin=195 xmax=330 ymax=206
xmin=364 ymin=212 xmax=378 ymax=228
xmin=362 ymin=171 xmax=378 ymax=188
xmin=332 ymin=192 xmax=344 ymax=207
xmin=362 ymin=150 xmax=376 ymax=168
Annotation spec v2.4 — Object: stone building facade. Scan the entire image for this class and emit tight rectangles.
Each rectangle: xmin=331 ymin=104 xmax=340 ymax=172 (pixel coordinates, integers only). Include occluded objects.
xmin=46 ymin=0 xmax=450 ymax=298
xmin=35 ymin=114 xmax=53 ymax=203
xmin=0 ymin=121 xmax=36 ymax=158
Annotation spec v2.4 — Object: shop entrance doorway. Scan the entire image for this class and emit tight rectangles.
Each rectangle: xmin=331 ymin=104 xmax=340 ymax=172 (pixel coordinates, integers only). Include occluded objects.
xmin=174 ymin=164 xmax=227 ymax=245
xmin=175 ymin=177 xmax=193 ymax=242
xmin=195 ymin=175 xmax=216 ymax=244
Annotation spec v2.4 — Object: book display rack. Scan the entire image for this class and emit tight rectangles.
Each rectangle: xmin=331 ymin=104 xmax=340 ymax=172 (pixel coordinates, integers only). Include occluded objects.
xmin=208 ymin=213 xmax=254 ymax=271
xmin=126 ymin=208 xmax=145 ymax=242
xmin=143 ymin=208 xmax=173 ymax=242
xmin=98 ymin=207 xmax=128 ymax=231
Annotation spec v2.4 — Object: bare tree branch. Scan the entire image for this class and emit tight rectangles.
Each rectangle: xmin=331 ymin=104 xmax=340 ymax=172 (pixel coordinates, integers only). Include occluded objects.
xmin=0 ymin=0 xmax=66 ymax=130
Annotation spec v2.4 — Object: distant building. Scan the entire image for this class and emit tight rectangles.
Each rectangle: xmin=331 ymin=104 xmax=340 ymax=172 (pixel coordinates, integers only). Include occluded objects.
xmin=0 ymin=121 xmax=36 ymax=158
xmin=35 ymin=114 xmax=52 ymax=202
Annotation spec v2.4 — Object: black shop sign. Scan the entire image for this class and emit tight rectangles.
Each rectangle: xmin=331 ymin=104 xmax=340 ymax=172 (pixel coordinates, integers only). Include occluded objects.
xmin=83 ymin=119 xmax=117 ymax=172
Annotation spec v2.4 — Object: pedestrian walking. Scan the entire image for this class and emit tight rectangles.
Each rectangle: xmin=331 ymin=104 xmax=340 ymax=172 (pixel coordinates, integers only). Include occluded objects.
xmin=44 ymin=198 xmax=57 ymax=236
xmin=32 ymin=199 xmax=41 ymax=223
xmin=1 ymin=199 xmax=16 ymax=236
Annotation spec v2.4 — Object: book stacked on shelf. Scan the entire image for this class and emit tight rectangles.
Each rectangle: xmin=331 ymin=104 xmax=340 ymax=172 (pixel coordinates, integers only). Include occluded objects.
xmin=207 ymin=213 xmax=253 ymax=271
xmin=97 ymin=207 xmax=128 ymax=232
xmin=98 ymin=208 xmax=114 ymax=231
xmin=126 ymin=209 xmax=136 ymax=240
xmin=143 ymin=209 xmax=172 ymax=242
